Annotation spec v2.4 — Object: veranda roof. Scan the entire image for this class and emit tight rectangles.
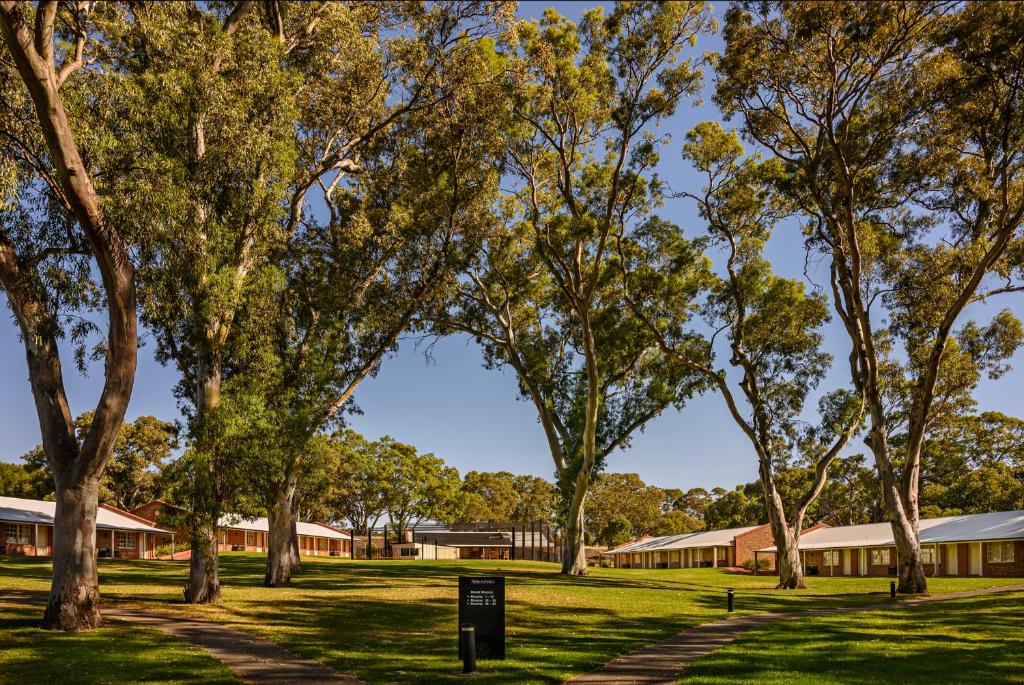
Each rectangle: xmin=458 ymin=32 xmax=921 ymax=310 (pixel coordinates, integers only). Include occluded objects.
xmin=607 ymin=525 xmax=763 ymax=555
xmin=757 ymin=510 xmax=1024 ymax=552
xmin=0 ymin=496 xmax=168 ymax=533
xmin=217 ymin=514 xmax=349 ymax=540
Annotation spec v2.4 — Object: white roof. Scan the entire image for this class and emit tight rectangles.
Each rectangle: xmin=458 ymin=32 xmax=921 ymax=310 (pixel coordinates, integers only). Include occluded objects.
xmin=218 ymin=513 xmax=348 ymax=540
xmin=0 ymin=496 xmax=168 ymax=533
xmin=758 ymin=510 xmax=1024 ymax=552
xmin=608 ymin=525 xmax=763 ymax=555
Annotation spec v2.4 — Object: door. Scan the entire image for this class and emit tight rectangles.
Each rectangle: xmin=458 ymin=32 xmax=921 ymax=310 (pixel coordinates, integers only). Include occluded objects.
xmin=946 ymin=544 xmax=958 ymax=576
xmin=969 ymin=542 xmax=982 ymax=576
xmin=859 ymin=549 xmax=867 ymax=576
xmin=842 ymin=549 xmax=851 ymax=575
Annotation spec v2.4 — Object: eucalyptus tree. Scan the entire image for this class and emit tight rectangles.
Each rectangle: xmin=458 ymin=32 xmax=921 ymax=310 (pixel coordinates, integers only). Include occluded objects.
xmin=0 ymin=1 xmax=138 ymax=629
xmin=328 ymin=430 xmax=389 ymax=536
xmin=436 ymin=2 xmax=715 ymax=575
xmin=716 ymin=1 xmax=1024 ymax=592
xmin=620 ymin=122 xmax=864 ymax=588
xmin=104 ymin=1 xmax=301 ymax=603
xmin=253 ymin=1 xmax=512 ymax=586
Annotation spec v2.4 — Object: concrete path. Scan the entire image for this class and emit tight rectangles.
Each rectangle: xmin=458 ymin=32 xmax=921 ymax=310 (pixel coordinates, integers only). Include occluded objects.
xmin=0 ymin=592 xmax=362 ymax=685
xmin=567 ymin=583 xmax=1024 ymax=685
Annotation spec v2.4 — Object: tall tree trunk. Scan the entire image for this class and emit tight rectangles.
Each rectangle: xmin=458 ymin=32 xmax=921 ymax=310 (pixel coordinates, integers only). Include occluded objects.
xmin=185 ymin=360 xmax=223 ymax=604
xmin=265 ymin=472 xmax=300 ymax=587
xmin=1 ymin=1 xmax=138 ymax=630
xmin=185 ymin=520 xmax=221 ymax=604
xmin=875 ymin=447 xmax=926 ymax=593
xmin=561 ymin=477 xmax=588 ymax=575
xmin=761 ymin=477 xmax=805 ymax=589
xmin=44 ymin=478 xmax=102 ymax=629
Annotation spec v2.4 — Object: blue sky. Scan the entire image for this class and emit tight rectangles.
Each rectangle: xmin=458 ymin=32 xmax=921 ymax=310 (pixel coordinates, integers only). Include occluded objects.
xmin=1 ymin=2 xmax=1022 ymax=492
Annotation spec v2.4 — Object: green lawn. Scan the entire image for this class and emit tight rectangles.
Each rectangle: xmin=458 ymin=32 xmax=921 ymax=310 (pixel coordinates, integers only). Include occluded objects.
xmin=680 ymin=590 xmax=1024 ymax=684
xmin=0 ymin=598 xmax=237 ymax=684
xmin=0 ymin=554 xmax=1019 ymax=684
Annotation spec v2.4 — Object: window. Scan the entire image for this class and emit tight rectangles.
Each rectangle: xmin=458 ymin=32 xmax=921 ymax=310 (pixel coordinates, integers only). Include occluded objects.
xmin=670 ymin=550 xmax=679 ymax=562
xmin=870 ymin=549 xmax=889 ymax=565
xmin=920 ymin=547 xmax=935 ymax=564
xmin=5 ymin=523 xmax=29 ymax=544
xmin=717 ymin=547 xmax=727 ymax=560
xmin=245 ymin=531 xmax=256 ymax=547
xmin=400 ymin=547 xmax=420 ymax=557
xmin=986 ymin=541 xmax=1015 ymax=563
xmin=823 ymin=550 xmax=839 ymax=566
xmin=117 ymin=532 xmax=135 ymax=549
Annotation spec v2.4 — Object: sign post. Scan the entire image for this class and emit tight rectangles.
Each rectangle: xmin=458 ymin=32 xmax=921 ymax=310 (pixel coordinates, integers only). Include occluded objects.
xmin=458 ymin=576 xmax=505 ymax=660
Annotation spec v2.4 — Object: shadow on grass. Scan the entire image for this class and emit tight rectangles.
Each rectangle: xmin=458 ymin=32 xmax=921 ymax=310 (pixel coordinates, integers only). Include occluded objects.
xmin=680 ymin=593 xmax=1024 ymax=685
xmin=0 ymin=600 xmax=237 ymax=684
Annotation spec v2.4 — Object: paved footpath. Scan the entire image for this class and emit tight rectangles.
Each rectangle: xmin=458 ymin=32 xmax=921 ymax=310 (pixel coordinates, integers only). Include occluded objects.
xmin=567 ymin=583 xmax=1024 ymax=685
xmin=0 ymin=591 xmax=362 ymax=685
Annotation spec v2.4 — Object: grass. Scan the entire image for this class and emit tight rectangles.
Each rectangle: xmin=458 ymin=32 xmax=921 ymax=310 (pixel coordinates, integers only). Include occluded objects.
xmin=0 ymin=554 xmax=1019 ymax=684
xmin=0 ymin=598 xmax=237 ymax=684
xmin=680 ymin=590 xmax=1024 ymax=684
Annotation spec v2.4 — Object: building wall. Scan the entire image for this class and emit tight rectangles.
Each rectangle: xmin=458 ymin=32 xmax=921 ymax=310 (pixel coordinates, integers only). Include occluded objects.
xmin=734 ymin=525 xmax=774 ymax=569
xmin=982 ymin=540 xmax=1024 ymax=577
xmin=130 ymin=501 xmax=167 ymax=524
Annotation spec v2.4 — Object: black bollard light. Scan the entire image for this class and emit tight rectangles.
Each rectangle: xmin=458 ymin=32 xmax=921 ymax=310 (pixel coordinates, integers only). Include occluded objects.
xmin=727 ymin=588 xmax=735 ymax=613
xmin=890 ymin=581 xmax=896 ymax=599
xmin=461 ymin=623 xmax=477 ymax=674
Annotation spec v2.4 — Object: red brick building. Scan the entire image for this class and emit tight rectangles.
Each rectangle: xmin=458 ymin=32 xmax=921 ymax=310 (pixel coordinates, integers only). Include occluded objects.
xmin=604 ymin=525 xmax=772 ymax=569
xmin=755 ymin=510 xmax=1024 ymax=578
xmin=132 ymin=499 xmax=352 ymax=557
xmin=1 ymin=496 xmax=172 ymax=559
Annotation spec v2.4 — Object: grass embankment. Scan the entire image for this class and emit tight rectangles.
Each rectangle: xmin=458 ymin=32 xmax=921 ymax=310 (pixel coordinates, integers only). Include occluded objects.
xmin=680 ymin=590 xmax=1024 ymax=684
xmin=0 ymin=554 xmax=1017 ymax=684
xmin=0 ymin=598 xmax=236 ymax=684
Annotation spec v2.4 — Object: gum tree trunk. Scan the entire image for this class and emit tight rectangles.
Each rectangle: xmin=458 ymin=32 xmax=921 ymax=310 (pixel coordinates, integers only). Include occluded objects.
xmin=44 ymin=479 xmax=103 ymax=629
xmin=185 ymin=362 xmax=223 ymax=604
xmin=876 ymin=448 xmax=927 ymax=594
xmin=1 ymin=1 xmax=138 ymax=631
xmin=763 ymin=489 xmax=805 ymax=589
xmin=561 ymin=480 xmax=588 ymax=575
xmin=265 ymin=473 xmax=300 ymax=587
xmin=893 ymin=521 xmax=927 ymax=593
xmin=185 ymin=522 xmax=221 ymax=604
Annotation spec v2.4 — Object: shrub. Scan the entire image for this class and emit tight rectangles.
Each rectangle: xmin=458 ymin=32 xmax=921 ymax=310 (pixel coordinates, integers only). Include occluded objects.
xmin=740 ymin=557 xmax=772 ymax=571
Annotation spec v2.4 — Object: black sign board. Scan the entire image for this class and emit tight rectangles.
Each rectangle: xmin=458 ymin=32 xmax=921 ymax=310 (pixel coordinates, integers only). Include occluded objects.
xmin=458 ymin=576 xmax=505 ymax=660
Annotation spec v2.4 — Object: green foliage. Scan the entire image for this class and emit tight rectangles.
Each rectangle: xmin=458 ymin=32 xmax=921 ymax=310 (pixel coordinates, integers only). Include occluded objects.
xmin=79 ymin=413 xmax=178 ymax=511
xmin=438 ymin=3 xmax=716 ymax=562
xmin=600 ymin=514 xmax=634 ymax=548
xmin=0 ymin=461 xmax=48 ymax=499
xmin=9 ymin=415 xmax=177 ymax=507
xmin=378 ymin=438 xmax=463 ymax=535
xmin=714 ymin=0 xmax=1024 ymax=559
xmin=739 ymin=557 xmax=772 ymax=572
xmin=653 ymin=510 xmax=704 ymax=536
xmin=457 ymin=471 xmax=556 ymax=526
xmin=323 ymin=429 xmax=464 ymax=535
xmin=587 ymin=473 xmax=666 ymax=543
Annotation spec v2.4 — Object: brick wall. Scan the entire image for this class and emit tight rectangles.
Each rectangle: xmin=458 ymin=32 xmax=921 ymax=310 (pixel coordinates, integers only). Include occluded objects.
xmin=733 ymin=524 xmax=774 ymax=569
xmin=981 ymin=541 xmax=1024 ymax=577
xmin=864 ymin=546 xmax=898 ymax=576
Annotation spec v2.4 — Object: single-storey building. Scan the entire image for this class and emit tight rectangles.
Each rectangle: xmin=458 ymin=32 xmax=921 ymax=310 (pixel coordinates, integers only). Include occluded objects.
xmin=388 ymin=540 xmax=461 ymax=560
xmin=604 ymin=524 xmax=776 ymax=569
xmin=756 ymin=509 xmax=1024 ymax=578
xmin=411 ymin=529 xmax=559 ymax=561
xmin=218 ymin=514 xmax=351 ymax=557
xmin=1 ymin=495 xmax=172 ymax=559
xmin=132 ymin=499 xmax=352 ymax=557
